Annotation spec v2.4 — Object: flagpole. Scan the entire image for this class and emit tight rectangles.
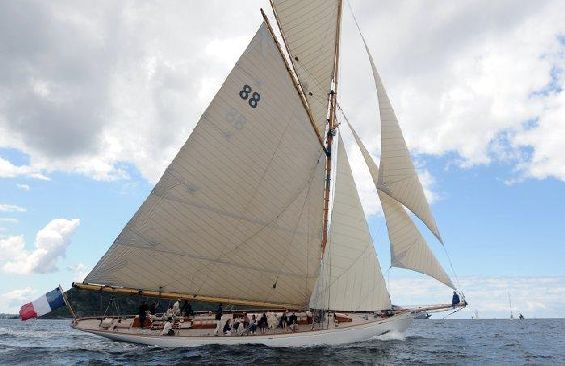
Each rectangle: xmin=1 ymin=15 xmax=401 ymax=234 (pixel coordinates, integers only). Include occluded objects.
xmin=59 ymin=285 xmax=77 ymax=320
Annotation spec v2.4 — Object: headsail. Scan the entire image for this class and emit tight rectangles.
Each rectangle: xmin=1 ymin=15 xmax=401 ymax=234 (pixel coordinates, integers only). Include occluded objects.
xmin=310 ymin=136 xmax=391 ymax=311
xmin=362 ymin=43 xmax=443 ymax=243
xmin=84 ymin=23 xmax=326 ymax=308
xmin=347 ymin=123 xmax=455 ymax=289
xmin=271 ymin=0 xmax=340 ymax=133
xmin=378 ymin=191 xmax=455 ymax=289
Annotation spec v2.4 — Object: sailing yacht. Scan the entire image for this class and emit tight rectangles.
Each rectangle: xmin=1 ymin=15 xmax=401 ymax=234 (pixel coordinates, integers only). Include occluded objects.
xmin=71 ymin=0 xmax=466 ymax=347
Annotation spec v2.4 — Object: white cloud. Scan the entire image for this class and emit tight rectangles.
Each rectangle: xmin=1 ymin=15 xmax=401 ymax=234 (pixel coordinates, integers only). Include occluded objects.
xmin=388 ymin=275 xmax=565 ymax=318
xmin=16 ymin=183 xmax=30 ymax=191
xmin=0 ymin=157 xmax=49 ymax=180
xmin=67 ymin=262 xmax=90 ymax=282
xmin=0 ymin=218 xmax=80 ymax=274
xmin=0 ymin=203 xmax=26 ymax=212
xmin=0 ymin=218 xmax=18 ymax=224
xmin=0 ymin=0 xmax=563 ymax=187
xmin=0 ymin=287 xmax=36 ymax=314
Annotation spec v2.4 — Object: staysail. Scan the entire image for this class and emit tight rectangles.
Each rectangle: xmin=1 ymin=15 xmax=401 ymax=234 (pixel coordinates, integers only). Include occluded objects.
xmin=347 ymin=123 xmax=455 ymax=289
xmin=84 ymin=23 xmax=326 ymax=308
xmin=271 ymin=0 xmax=340 ymax=133
xmin=310 ymin=136 xmax=391 ymax=311
xmin=362 ymin=43 xmax=443 ymax=243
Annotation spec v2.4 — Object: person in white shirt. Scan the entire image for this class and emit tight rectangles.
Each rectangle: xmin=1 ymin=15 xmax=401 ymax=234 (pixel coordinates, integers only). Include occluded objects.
xmin=162 ymin=317 xmax=175 ymax=336
xmin=172 ymin=299 xmax=181 ymax=316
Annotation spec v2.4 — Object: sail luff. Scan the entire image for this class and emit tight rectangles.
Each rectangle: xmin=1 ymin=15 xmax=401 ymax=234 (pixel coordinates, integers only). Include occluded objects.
xmin=261 ymin=9 xmax=325 ymax=148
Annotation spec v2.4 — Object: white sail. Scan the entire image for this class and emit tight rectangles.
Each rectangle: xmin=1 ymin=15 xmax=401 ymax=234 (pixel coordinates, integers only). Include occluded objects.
xmin=271 ymin=0 xmax=340 ymax=134
xmin=378 ymin=191 xmax=455 ymax=289
xmin=362 ymin=43 xmax=442 ymax=243
xmin=347 ymin=122 xmax=455 ymax=289
xmin=310 ymin=136 xmax=391 ymax=311
xmin=85 ymin=23 xmax=327 ymax=308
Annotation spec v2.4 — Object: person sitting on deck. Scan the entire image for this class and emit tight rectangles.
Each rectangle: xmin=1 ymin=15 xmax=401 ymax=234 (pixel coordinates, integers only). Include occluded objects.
xmin=214 ymin=303 xmax=223 ymax=336
xmin=248 ymin=314 xmax=257 ymax=334
xmin=288 ymin=312 xmax=298 ymax=332
xmin=172 ymin=299 xmax=181 ymax=315
xmin=149 ymin=302 xmax=157 ymax=316
xmin=232 ymin=317 xmax=241 ymax=334
xmin=164 ymin=304 xmax=175 ymax=319
xmin=162 ymin=317 xmax=175 ymax=336
xmin=258 ymin=313 xmax=268 ymax=334
xmin=223 ymin=318 xmax=232 ymax=335
xmin=267 ymin=311 xmax=277 ymax=330
xmin=452 ymin=291 xmax=461 ymax=308
xmin=278 ymin=310 xmax=289 ymax=330
xmin=242 ymin=312 xmax=250 ymax=330
xmin=138 ymin=301 xmax=148 ymax=328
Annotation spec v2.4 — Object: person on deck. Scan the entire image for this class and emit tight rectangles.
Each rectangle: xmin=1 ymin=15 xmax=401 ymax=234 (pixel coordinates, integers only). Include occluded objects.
xmin=214 ymin=303 xmax=223 ymax=336
xmin=149 ymin=302 xmax=157 ymax=316
xmin=172 ymin=299 xmax=181 ymax=315
xmin=248 ymin=314 xmax=257 ymax=334
xmin=223 ymin=318 xmax=232 ymax=335
xmin=288 ymin=312 xmax=298 ymax=332
xmin=258 ymin=313 xmax=268 ymax=334
xmin=162 ymin=317 xmax=175 ymax=336
xmin=165 ymin=304 xmax=175 ymax=319
xmin=278 ymin=310 xmax=289 ymax=330
xmin=242 ymin=313 xmax=250 ymax=330
xmin=138 ymin=301 xmax=148 ymax=328
xmin=452 ymin=291 xmax=460 ymax=308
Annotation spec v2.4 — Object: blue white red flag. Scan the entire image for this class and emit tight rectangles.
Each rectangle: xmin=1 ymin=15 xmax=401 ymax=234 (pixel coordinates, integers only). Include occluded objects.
xmin=19 ymin=287 xmax=66 ymax=321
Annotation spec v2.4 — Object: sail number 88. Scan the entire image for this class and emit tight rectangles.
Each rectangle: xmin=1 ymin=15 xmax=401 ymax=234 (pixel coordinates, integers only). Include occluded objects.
xmin=239 ymin=84 xmax=260 ymax=109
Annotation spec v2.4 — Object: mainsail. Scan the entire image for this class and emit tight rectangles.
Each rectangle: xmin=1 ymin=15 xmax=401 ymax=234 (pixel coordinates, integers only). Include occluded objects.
xmin=271 ymin=0 xmax=340 ymax=133
xmin=310 ymin=136 xmax=391 ymax=311
xmin=348 ymin=123 xmax=455 ymax=289
xmin=363 ymin=43 xmax=443 ymax=243
xmin=84 ymin=23 xmax=326 ymax=308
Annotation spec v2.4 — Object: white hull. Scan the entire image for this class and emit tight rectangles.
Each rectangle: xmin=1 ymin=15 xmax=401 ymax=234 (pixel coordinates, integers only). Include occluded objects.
xmin=76 ymin=313 xmax=413 ymax=348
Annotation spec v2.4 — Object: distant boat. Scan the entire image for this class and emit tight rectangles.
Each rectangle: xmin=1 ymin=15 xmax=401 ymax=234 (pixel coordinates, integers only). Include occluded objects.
xmin=64 ymin=0 xmax=466 ymax=347
xmin=508 ymin=292 xmax=514 ymax=319
xmin=414 ymin=313 xmax=432 ymax=319
xmin=472 ymin=310 xmax=479 ymax=319
xmin=519 ymin=313 xmax=525 ymax=320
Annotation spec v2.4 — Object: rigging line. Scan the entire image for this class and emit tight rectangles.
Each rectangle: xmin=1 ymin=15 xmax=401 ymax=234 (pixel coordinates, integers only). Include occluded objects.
xmin=442 ymin=244 xmax=462 ymax=290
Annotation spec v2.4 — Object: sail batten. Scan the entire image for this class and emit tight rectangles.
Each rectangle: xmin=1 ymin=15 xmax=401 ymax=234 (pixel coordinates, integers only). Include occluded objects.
xmin=309 ymin=136 xmax=391 ymax=311
xmin=85 ymin=23 xmax=326 ymax=308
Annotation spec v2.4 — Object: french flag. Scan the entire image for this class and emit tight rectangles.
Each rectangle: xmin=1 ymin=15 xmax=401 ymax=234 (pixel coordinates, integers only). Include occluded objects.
xmin=19 ymin=287 xmax=66 ymax=321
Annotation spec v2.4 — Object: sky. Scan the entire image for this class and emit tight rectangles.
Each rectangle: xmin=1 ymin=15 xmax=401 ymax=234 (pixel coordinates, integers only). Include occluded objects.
xmin=0 ymin=0 xmax=564 ymax=319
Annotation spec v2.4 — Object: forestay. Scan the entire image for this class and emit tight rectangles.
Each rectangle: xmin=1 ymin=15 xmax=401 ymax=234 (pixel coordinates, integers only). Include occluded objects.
xmin=310 ymin=136 xmax=391 ymax=311
xmin=362 ymin=43 xmax=443 ymax=243
xmin=85 ymin=23 xmax=326 ymax=308
xmin=271 ymin=0 xmax=339 ymax=134
xmin=347 ymin=123 xmax=455 ymax=289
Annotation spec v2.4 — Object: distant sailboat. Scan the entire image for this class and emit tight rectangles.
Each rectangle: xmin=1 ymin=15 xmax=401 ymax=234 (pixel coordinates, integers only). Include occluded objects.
xmin=67 ymin=1 xmax=466 ymax=347
xmin=508 ymin=292 xmax=514 ymax=319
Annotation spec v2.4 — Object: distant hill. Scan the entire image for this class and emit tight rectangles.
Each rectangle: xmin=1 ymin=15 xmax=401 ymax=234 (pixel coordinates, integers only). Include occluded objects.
xmin=42 ymin=288 xmax=222 ymax=319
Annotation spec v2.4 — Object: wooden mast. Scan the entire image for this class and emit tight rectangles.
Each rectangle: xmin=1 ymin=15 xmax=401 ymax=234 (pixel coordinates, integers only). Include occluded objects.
xmin=321 ymin=0 xmax=343 ymax=256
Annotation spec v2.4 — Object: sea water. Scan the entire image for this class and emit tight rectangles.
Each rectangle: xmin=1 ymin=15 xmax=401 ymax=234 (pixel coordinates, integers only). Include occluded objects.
xmin=0 ymin=318 xmax=564 ymax=365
